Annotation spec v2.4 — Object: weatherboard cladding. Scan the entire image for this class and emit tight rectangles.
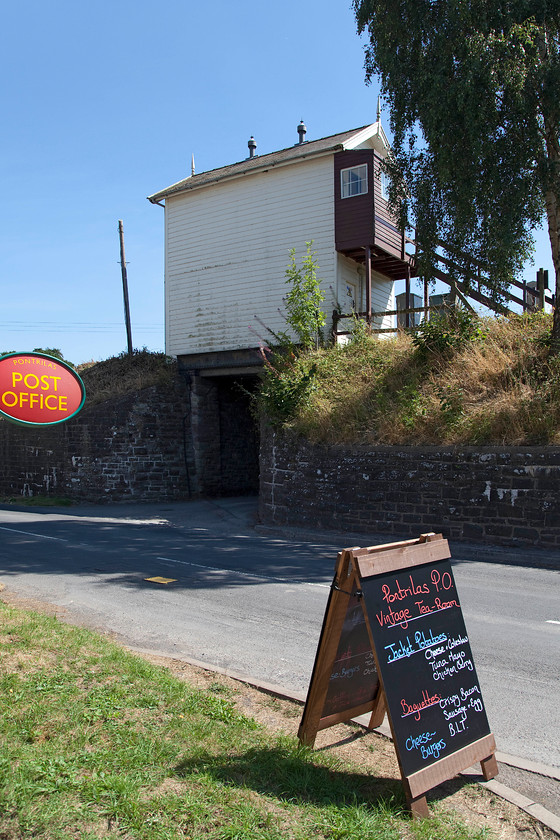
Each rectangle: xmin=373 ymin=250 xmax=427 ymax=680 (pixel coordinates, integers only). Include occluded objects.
xmin=164 ymin=155 xmax=337 ymax=357
xmin=334 ymin=149 xmax=375 ymax=250
xmin=156 ymin=121 xmax=400 ymax=357
xmin=337 ymin=253 xmax=394 ymax=331
xmin=148 ymin=125 xmax=371 ymax=202
xmin=334 ymin=149 xmax=404 ymax=262
xmin=373 ymin=161 xmax=403 ymax=260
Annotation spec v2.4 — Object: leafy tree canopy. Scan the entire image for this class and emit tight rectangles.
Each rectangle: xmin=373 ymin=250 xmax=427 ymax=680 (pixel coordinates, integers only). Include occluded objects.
xmin=1 ymin=347 xmax=73 ymax=365
xmin=32 ymin=347 xmax=65 ymax=360
xmin=354 ymin=0 xmax=560 ymax=343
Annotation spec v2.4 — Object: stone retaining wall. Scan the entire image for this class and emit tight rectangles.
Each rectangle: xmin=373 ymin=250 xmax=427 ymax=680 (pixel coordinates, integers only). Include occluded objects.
xmin=0 ymin=378 xmax=191 ymax=502
xmin=259 ymin=427 xmax=560 ymax=547
xmin=0 ymin=371 xmax=260 ymax=503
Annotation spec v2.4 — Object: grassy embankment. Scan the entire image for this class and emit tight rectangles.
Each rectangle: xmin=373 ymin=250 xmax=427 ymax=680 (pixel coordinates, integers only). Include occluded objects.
xmin=260 ymin=311 xmax=560 ymax=446
xmin=77 ymin=350 xmax=176 ymax=407
xmin=0 ymin=600 xmax=531 ymax=840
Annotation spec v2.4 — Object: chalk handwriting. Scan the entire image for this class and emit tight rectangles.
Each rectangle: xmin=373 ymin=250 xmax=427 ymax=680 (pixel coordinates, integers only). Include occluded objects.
xmin=422 ymin=738 xmax=447 ymax=759
xmin=381 ymin=575 xmax=430 ymax=604
xmin=430 ymin=568 xmax=455 ymax=593
xmin=405 ymin=731 xmax=437 ymax=751
xmin=384 ymin=630 xmax=448 ymax=664
xmin=401 ymin=689 xmax=441 ymax=721
xmin=375 ymin=605 xmax=411 ymax=629
xmin=331 ymin=665 xmax=361 ymax=680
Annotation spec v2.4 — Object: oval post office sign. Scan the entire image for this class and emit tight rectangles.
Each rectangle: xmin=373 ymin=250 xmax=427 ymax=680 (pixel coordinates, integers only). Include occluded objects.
xmin=0 ymin=352 xmax=86 ymax=427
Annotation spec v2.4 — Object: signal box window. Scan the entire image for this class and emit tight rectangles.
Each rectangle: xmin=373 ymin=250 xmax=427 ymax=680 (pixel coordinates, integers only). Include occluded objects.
xmin=341 ymin=164 xmax=368 ymax=198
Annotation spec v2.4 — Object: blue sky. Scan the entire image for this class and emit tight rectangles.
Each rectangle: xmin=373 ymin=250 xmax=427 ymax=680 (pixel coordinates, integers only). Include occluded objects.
xmin=1 ymin=0 xmax=552 ymax=365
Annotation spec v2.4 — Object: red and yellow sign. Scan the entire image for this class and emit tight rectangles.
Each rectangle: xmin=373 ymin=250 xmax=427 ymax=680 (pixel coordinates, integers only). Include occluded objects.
xmin=0 ymin=352 xmax=86 ymax=427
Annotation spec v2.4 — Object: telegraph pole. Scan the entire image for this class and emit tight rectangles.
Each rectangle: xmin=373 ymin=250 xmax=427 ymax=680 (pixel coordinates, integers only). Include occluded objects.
xmin=118 ymin=220 xmax=133 ymax=355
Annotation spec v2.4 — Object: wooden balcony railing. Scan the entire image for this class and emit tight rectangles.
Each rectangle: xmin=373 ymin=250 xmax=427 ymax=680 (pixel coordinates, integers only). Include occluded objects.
xmin=332 ymin=239 xmax=555 ymax=342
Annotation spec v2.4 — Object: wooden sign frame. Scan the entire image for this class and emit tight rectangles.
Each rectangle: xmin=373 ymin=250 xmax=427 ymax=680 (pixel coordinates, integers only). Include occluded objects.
xmin=298 ymin=548 xmax=385 ymax=746
xmin=299 ymin=533 xmax=498 ymax=818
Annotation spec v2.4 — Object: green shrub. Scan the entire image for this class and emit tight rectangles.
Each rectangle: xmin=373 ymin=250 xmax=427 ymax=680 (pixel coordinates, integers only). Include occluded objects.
xmin=257 ymin=347 xmax=317 ymax=425
xmin=257 ymin=244 xmax=325 ymax=424
xmin=411 ymin=307 xmax=484 ymax=357
xmin=284 ymin=242 xmax=325 ymax=350
xmin=437 ymin=385 xmax=465 ymax=425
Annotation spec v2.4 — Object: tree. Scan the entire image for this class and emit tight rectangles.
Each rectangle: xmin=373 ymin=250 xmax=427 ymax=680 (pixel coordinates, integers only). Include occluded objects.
xmin=256 ymin=244 xmax=324 ymax=423
xmin=33 ymin=347 xmax=64 ymax=360
xmin=353 ymin=0 xmax=560 ymax=346
xmin=283 ymin=242 xmax=325 ymax=350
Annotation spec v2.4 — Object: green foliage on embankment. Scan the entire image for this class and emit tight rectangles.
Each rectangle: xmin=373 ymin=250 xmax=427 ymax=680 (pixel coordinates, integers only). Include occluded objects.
xmin=258 ymin=311 xmax=560 ymax=446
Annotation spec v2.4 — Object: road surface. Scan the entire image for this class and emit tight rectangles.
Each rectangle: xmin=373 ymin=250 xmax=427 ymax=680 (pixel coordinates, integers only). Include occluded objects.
xmin=0 ymin=499 xmax=558 ymax=770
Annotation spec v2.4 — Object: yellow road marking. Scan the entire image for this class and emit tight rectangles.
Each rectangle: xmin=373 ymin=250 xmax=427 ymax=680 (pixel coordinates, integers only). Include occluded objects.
xmin=144 ymin=576 xmax=177 ymax=585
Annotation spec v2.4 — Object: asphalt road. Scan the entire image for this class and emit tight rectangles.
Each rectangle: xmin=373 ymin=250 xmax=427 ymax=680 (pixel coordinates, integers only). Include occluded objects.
xmin=0 ymin=498 xmax=559 ymax=774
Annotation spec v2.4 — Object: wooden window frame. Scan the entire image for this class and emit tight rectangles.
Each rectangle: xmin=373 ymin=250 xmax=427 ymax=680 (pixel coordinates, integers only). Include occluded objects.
xmin=340 ymin=164 xmax=368 ymax=199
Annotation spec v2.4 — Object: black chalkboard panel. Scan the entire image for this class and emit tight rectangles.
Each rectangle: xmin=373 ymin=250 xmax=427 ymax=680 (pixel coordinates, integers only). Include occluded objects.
xmin=298 ymin=549 xmax=384 ymax=747
xmin=361 ymin=559 xmax=491 ymax=777
xmin=322 ymin=585 xmax=379 ymax=717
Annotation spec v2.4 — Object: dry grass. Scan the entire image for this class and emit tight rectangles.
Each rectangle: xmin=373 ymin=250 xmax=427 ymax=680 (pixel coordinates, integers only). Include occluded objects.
xmin=78 ymin=350 xmax=176 ymax=407
xmin=288 ymin=312 xmax=560 ymax=445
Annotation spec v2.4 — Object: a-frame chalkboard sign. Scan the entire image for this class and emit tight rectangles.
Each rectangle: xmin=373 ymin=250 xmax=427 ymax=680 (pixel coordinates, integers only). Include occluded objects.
xmin=298 ymin=533 xmax=498 ymax=817
xmin=298 ymin=547 xmax=386 ymax=745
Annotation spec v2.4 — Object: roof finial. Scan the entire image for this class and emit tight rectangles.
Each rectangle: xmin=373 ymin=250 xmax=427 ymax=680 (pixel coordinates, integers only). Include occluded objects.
xmin=191 ymin=154 xmax=195 ymax=176
xmin=377 ymin=95 xmax=381 ymax=123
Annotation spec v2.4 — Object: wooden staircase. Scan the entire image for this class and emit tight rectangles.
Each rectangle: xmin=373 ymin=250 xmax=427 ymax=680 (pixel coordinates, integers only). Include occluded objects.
xmin=333 ymin=237 xmax=555 ymax=339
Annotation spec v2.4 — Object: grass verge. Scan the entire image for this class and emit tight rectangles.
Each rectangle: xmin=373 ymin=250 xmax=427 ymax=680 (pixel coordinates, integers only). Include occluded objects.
xmin=0 ymin=601 xmax=544 ymax=839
